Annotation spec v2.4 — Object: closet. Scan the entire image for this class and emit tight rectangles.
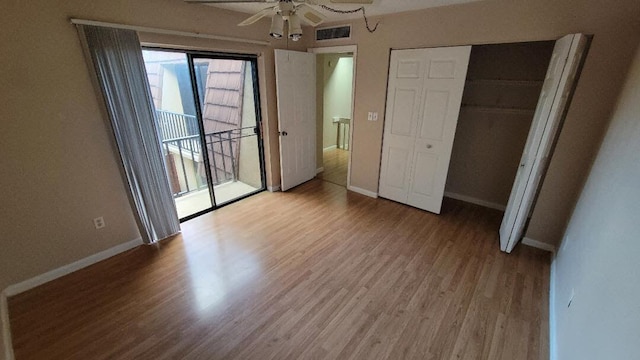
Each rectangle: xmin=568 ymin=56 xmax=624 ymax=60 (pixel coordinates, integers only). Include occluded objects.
xmin=378 ymin=35 xmax=587 ymax=253
xmin=445 ymin=41 xmax=555 ymax=209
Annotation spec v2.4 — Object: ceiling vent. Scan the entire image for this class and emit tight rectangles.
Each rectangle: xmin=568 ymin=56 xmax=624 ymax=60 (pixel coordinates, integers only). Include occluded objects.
xmin=316 ymin=25 xmax=351 ymax=41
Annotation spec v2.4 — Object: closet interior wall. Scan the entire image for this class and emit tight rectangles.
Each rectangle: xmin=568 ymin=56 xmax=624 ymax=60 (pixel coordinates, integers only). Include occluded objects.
xmin=445 ymin=41 xmax=555 ymax=208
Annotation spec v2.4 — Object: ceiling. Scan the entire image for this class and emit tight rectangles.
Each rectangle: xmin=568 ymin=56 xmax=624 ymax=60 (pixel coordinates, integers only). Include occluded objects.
xmin=208 ymin=0 xmax=483 ymax=22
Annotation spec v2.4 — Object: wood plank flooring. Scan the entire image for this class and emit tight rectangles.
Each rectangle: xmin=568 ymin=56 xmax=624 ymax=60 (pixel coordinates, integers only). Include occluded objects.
xmin=318 ymin=148 xmax=348 ymax=187
xmin=8 ymin=179 xmax=550 ymax=359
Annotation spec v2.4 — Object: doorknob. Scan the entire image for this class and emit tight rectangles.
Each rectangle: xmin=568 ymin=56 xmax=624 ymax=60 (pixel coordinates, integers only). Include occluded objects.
xmin=426 ymin=144 xmax=432 ymax=149
xmin=279 ymin=131 xmax=288 ymax=136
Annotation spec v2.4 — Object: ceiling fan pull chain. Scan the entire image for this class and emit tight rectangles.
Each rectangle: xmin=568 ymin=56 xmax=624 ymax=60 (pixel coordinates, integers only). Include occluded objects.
xmin=319 ymin=4 xmax=379 ymax=33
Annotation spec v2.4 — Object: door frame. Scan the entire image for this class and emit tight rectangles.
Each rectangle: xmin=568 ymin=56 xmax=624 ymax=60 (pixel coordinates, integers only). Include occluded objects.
xmin=142 ymin=46 xmax=267 ymax=222
xmin=307 ymin=45 xmax=357 ymax=189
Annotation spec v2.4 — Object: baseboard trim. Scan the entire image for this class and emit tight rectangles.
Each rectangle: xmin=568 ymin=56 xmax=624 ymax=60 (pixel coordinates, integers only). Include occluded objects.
xmin=347 ymin=185 xmax=378 ymax=198
xmin=549 ymin=255 xmax=557 ymax=360
xmin=1 ymin=291 xmax=14 ymax=360
xmin=522 ymin=237 xmax=556 ymax=253
xmin=267 ymin=185 xmax=281 ymax=192
xmin=444 ymin=191 xmax=506 ymax=211
xmin=316 ymin=167 xmax=324 ymax=174
xmin=323 ymin=145 xmax=337 ymax=151
xmin=3 ymin=237 xmax=143 ymax=298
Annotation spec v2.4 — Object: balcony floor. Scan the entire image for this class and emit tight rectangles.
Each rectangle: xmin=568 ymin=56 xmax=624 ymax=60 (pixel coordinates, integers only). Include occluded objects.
xmin=175 ymin=181 xmax=259 ymax=218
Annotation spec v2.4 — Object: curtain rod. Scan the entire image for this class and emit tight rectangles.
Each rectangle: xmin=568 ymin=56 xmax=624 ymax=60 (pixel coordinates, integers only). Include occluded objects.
xmin=70 ymin=18 xmax=271 ymax=46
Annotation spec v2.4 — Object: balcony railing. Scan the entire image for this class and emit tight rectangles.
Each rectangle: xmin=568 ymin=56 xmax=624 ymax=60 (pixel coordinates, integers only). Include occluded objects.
xmin=159 ymin=119 xmax=256 ymax=197
xmin=156 ymin=110 xmax=199 ymax=140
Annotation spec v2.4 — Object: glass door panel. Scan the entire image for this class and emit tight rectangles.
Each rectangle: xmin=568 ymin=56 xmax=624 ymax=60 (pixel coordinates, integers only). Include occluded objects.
xmin=142 ymin=50 xmax=214 ymax=219
xmin=191 ymin=57 xmax=265 ymax=206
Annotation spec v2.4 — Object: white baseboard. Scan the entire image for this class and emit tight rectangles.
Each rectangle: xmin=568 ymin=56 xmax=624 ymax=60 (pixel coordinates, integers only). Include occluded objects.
xmin=549 ymin=255 xmax=557 ymax=360
xmin=0 ymin=237 xmax=142 ymax=359
xmin=522 ymin=237 xmax=556 ymax=253
xmin=347 ymin=185 xmax=378 ymax=198
xmin=316 ymin=167 xmax=324 ymax=174
xmin=267 ymin=185 xmax=281 ymax=192
xmin=443 ymin=191 xmax=506 ymax=211
xmin=1 ymin=291 xmax=14 ymax=360
xmin=3 ymin=238 xmax=143 ymax=297
xmin=323 ymin=145 xmax=337 ymax=151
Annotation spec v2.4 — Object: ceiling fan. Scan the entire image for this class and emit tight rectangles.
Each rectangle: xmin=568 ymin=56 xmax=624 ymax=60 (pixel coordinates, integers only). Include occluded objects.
xmin=185 ymin=0 xmax=374 ymax=41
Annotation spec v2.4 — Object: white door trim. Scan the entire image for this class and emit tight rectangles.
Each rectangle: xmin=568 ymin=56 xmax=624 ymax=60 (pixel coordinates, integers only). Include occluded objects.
xmin=308 ymin=45 xmax=357 ymax=188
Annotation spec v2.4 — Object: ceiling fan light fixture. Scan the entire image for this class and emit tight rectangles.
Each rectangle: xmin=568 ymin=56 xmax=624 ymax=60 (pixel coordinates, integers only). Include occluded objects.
xmin=269 ymin=13 xmax=284 ymax=38
xmin=288 ymin=13 xmax=303 ymax=41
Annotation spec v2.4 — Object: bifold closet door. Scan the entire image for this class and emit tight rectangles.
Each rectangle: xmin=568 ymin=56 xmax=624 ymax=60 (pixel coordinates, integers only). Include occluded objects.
xmin=499 ymin=33 xmax=588 ymax=253
xmin=379 ymin=46 xmax=471 ymax=214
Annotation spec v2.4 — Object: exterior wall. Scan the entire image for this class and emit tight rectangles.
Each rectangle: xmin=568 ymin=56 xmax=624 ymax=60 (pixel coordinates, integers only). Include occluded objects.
xmin=237 ymin=64 xmax=262 ymax=189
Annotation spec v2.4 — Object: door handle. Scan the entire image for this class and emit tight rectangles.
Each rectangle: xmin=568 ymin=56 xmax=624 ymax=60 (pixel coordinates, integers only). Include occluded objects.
xmin=279 ymin=131 xmax=288 ymax=136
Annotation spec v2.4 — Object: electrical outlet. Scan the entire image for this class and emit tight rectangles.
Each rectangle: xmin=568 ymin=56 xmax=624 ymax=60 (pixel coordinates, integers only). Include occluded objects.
xmin=93 ymin=216 xmax=105 ymax=229
xmin=372 ymin=112 xmax=378 ymax=121
xmin=367 ymin=112 xmax=373 ymax=121
xmin=568 ymin=288 xmax=575 ymax=308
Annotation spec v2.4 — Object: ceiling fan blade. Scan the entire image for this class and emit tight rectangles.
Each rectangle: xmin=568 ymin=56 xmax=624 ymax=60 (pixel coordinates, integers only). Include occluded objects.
xmin=238 ymin=7 xmax=275 ymax=26
xmin=326 ymin=0 xmax=374 ymax=4
xmin=295 ymin=4 xmax=327 ymax=27
xmin=185 ymin=0 xmax=270 ymax=3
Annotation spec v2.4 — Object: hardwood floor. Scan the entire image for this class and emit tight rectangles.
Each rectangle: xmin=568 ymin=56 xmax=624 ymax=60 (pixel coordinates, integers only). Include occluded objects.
xmin=318 ymin=148 xmax=349 ymax=187
xmin=8 ymin=180 xmax=550 ymax=359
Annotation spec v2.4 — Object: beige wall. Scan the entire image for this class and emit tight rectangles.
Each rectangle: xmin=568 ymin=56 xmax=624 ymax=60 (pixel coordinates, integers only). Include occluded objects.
xmin=553 ymin=41 xmax=640 ymax=360
xmin=310 ymin=0 xmax=640 ymax=246
xmin=446 ymin=42 xmax=553 ymax=206
xmin=0 ymin=0 xmax=309 ymax=299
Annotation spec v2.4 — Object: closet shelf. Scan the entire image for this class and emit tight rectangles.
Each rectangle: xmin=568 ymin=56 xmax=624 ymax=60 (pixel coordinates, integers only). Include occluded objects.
xmin=465 ymin=79 xmax=544 ymax=87
xmin=461 ymin=105 xmax=535 ymax=115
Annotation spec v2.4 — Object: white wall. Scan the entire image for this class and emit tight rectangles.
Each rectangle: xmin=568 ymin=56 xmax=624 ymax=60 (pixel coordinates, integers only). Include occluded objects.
xmin=552 ymin=43 xmax=640 ymax=359
xmin=322 ymin=54 xmax=353 ymax=149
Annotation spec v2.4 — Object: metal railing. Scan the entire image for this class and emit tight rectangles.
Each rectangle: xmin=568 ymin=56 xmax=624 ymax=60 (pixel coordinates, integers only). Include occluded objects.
xmin=156 ymin=110 xmax=199 ymax=141
xmin=160 ymin=121 xmax=256 ymax=197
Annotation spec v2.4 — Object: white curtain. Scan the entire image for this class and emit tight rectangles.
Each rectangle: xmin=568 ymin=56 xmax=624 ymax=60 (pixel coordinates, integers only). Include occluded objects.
xmin=77 ymin=25 xmax=180 ymax=244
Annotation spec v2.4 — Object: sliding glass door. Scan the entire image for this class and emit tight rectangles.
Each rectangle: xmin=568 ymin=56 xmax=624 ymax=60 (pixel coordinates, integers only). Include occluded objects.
xmin=191 ymin=56 xmax=264 ymax=206
xmin=142 ymin=49 xmax=265 ymax=220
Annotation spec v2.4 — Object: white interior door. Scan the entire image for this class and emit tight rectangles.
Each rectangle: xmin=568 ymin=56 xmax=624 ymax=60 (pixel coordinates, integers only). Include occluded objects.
xmin=275 ymin=50 xmax=316 ymax=191
xmin=379 ymin=46 xmax=471 ymax=214
xmin=500 ymin=34 xmax=588 ymax=253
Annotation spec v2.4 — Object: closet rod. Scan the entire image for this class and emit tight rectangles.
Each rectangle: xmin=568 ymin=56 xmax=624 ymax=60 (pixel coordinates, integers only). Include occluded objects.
xmin=462 ymin=105 xmax=535 ymax=115
xmin=70 ymin=18 xmax=270 ymax=46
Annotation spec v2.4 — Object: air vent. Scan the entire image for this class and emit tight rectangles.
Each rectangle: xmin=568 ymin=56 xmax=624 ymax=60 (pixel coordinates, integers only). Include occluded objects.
xmin=316 ymin=25 xmax=351 ymax=41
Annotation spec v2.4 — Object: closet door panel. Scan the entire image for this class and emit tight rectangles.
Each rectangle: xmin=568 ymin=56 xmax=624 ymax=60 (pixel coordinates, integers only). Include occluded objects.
xmin=379 ymin=50 xmax=424 ymax=203
xmin=408 ymin=47 xmax=471 ymax=213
